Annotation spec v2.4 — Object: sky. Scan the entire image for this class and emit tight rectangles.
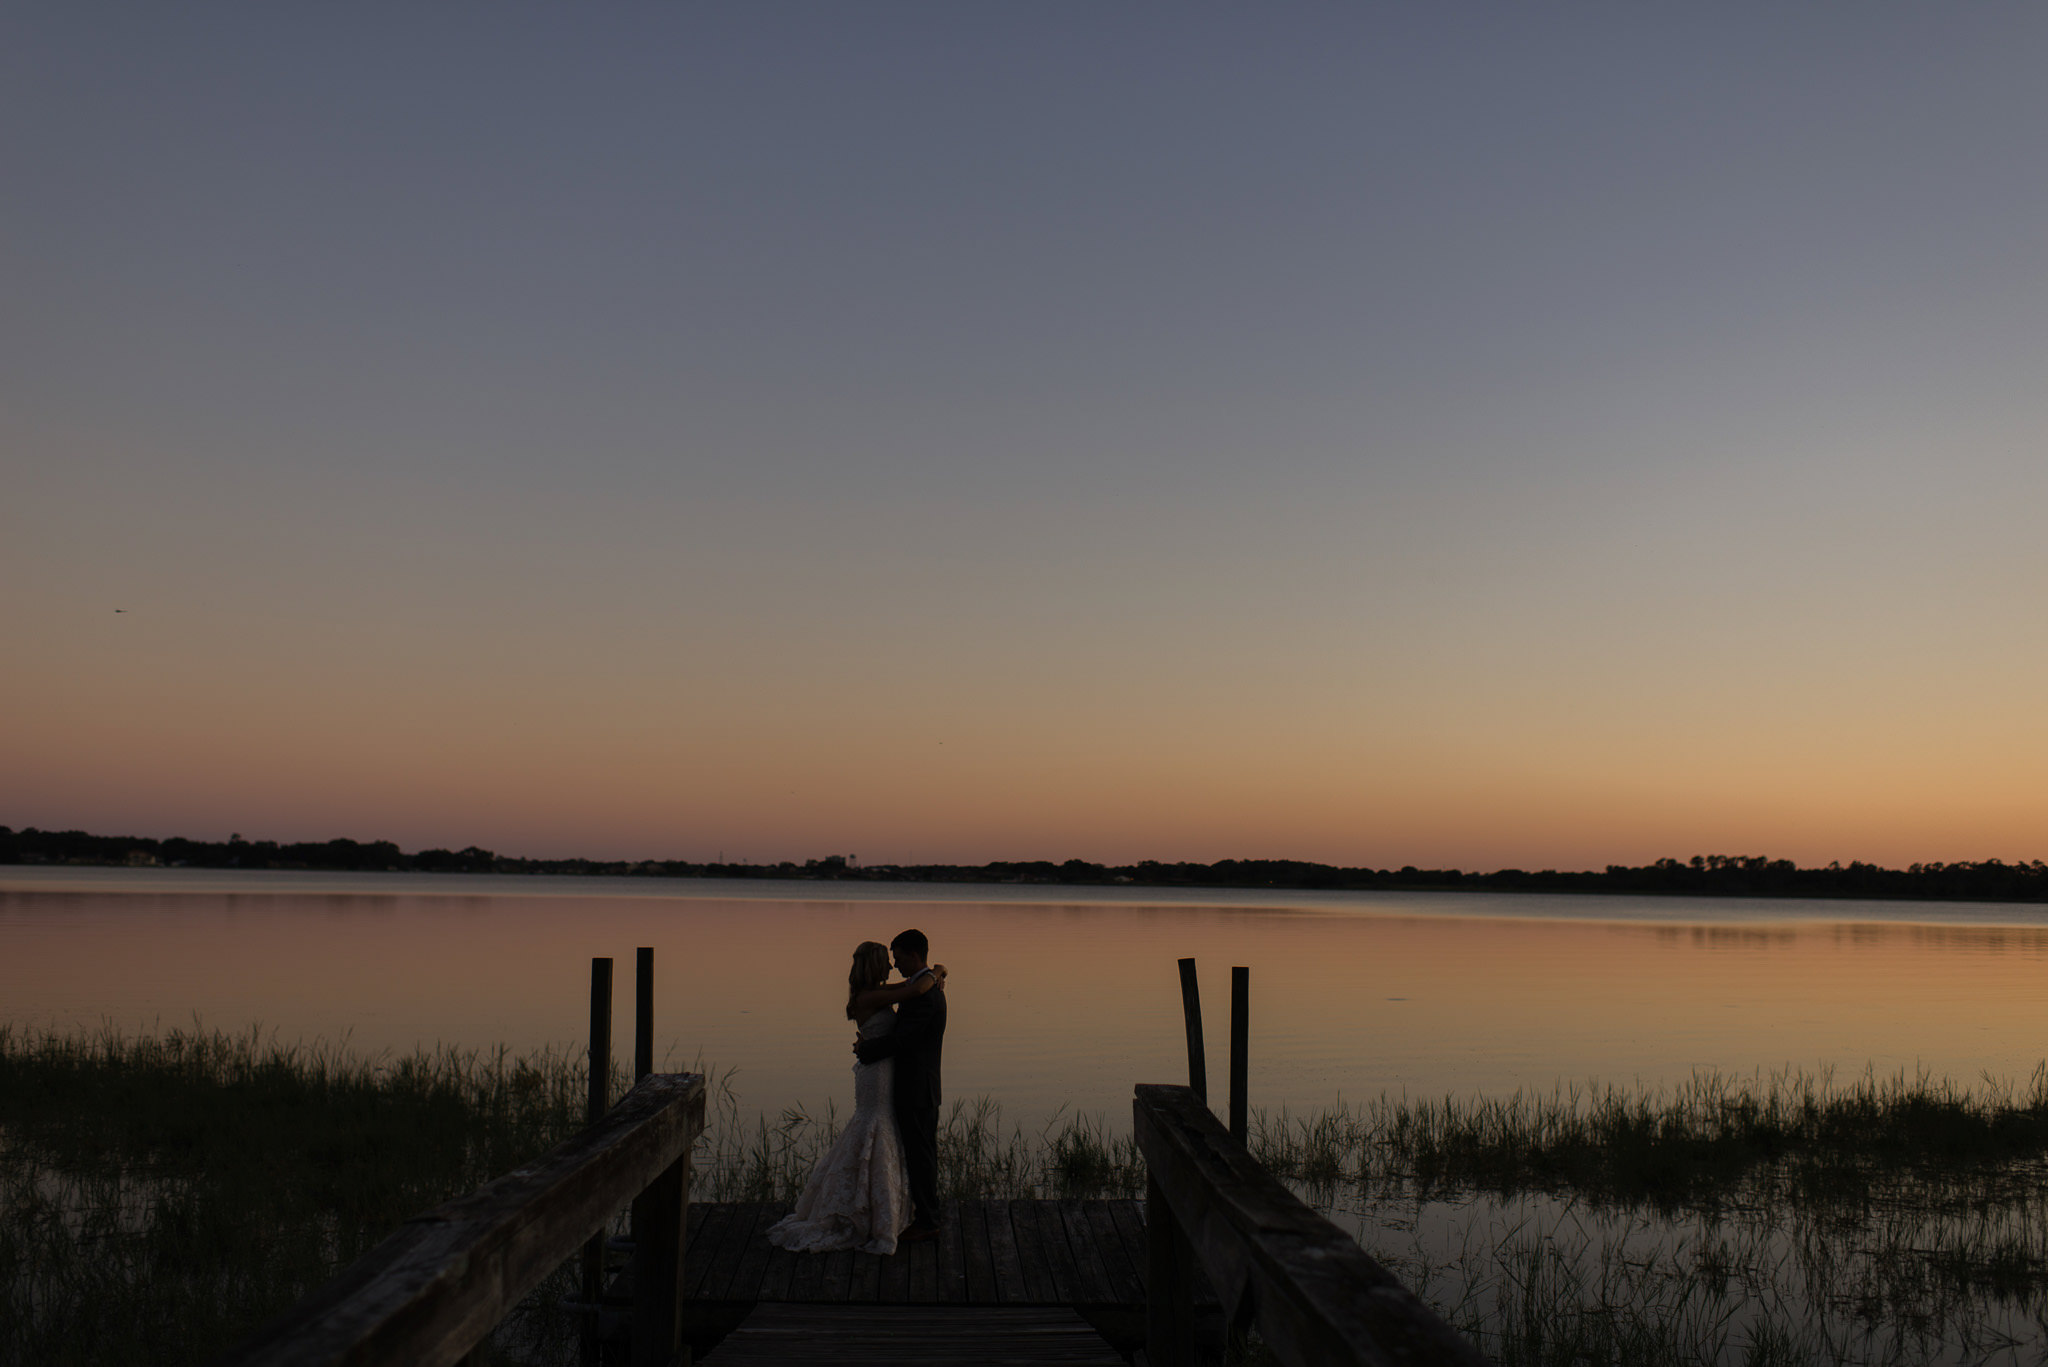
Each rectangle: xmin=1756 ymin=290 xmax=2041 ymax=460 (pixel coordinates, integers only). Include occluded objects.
xmin=5 ymin=6 xmax=2046 ymax=870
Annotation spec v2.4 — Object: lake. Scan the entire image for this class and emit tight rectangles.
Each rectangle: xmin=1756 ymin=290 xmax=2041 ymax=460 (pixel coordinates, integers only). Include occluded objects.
xmin=8 ymin=866 xmax=2048 ymax=1131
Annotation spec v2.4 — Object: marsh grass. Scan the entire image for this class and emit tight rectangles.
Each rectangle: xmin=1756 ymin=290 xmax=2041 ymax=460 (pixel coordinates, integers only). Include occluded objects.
xmin=1245 ymin=1068 xmax=2048 ymax=1366
xmin=0 ymin=1022 xmax=596 ymax=1366
xmin=1249 ymin=1065 xmax=2048 ymax=1208
xmin=8 ymin=1025 xmax=2048 ymax=1367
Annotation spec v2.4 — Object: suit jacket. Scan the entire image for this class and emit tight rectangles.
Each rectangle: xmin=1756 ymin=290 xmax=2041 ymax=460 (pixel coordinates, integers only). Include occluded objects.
xmin=858 ymin=983 xmax=945 ymax=1115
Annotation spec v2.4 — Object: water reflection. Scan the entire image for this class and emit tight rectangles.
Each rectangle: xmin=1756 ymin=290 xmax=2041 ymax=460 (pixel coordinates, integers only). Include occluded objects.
xmin=6 ymin=869 xmax=2048 ymax=1132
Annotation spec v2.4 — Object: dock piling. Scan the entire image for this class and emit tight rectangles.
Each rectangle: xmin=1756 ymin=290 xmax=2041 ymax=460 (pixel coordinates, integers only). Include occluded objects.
xmin=582 ymin=957 xmax=614 ymax=1367
xmin=635 ymin=947 xmax=654 ymax=1081
xmin=1176 ymin=957 xmax=1207 ymax=1103
xmin=1229 ymin=966 xmax=1249 ymax=1144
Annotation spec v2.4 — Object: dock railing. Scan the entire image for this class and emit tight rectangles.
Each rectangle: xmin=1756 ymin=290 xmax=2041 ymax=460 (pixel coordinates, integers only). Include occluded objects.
xmin=1135 ymin=1082 xmax=1489 ymax=1367
xmin=217 ymin=1069 xmax=705 ymax=1367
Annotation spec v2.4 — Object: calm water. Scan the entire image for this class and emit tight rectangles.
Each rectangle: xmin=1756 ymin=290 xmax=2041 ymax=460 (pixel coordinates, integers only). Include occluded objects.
xmin=8 ymin=867 xmax=2048 ymax=1129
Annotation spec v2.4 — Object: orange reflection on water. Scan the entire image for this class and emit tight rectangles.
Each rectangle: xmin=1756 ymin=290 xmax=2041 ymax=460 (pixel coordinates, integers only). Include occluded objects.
xmin=6 ymin=873 xmax=2048 ymax=1124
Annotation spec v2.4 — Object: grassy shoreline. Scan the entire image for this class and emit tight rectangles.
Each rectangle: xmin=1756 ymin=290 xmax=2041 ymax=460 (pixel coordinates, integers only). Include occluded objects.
xmin=6 ymin=1024 xmax=2048 ymax=1365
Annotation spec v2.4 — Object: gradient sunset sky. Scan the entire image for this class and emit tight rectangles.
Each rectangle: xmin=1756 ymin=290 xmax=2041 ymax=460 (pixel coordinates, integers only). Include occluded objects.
xmin=6 ymin=7 xmax=2045 ymax=869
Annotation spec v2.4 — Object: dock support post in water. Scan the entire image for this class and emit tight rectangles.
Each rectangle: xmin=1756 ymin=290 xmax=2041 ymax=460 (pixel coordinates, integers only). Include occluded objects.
xmin=635 ymin=947 xmax=654 ymax=1081
xmin=582 ymin=957 xmax=613 ymax=1367
xmin=1229 ymin=966 xmax=1249 ymax=1145
xmin=631 ymin=1141 xmax=690 ymax=1365
xmin=1177 ymin=957 xmax=1207 ymax=1103
xmin=1146 ymin=1172 xmax=1201 ymax=1365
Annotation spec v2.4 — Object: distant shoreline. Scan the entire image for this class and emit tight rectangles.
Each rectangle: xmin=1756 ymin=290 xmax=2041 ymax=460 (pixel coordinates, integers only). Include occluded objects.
xmin=5 ymin=824 xmax=2044 ymax=904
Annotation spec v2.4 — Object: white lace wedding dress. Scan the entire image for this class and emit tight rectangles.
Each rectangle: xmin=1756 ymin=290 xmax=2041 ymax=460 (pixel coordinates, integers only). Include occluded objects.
xmin=765 ymin=1008 xmax=912 ymax=1256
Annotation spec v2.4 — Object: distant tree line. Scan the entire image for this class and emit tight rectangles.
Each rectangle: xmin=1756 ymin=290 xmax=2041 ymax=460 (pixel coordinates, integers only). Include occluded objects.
xmin=5 ymin=826 xmax=2046 ymax=903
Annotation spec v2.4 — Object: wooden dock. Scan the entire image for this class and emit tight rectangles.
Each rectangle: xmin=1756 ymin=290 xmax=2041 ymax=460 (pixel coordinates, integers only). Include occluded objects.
xmin=676 ymin=1199 xmax=1210 ymax=1361
xmin=217 ymin=955 xmax=1491 ymax=1367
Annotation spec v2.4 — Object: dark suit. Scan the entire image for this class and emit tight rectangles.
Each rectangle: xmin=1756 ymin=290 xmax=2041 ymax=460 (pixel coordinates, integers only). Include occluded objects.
xmin=854 ymin=979 xmax=946 ymax=1227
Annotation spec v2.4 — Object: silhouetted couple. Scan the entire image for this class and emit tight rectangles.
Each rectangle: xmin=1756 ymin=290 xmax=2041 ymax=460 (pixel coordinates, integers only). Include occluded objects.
xmin=765 ymin=929 xmax=948 ymax=1255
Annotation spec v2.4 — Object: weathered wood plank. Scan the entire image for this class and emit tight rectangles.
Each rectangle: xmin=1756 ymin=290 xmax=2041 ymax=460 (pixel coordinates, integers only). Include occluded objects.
xmin=983 ymin=1199 xmax=1029 ymax=1304
xmin=723 ymin=1200 xmax=786 ymax=1302
xmin=1006 ymin=1198 xmax=1057 ymax=1304
xmin=707 ymin=1203 xmax=770 ymax=1303
xmin=683 ymin=1203 xmax=737 ymax=1301
xmin=934 ymin=1202 xmax=966 ymax=1303
xmin=959 ymin=1198 xmax=998 ymax=1304
xmin=1106 ymin=1197 xmax=1146 ymax=1279
xmin=850 ymin=1244 xmax=882 ymax=1302
xmin=701 ymin=1303 xmax=1126 ymax=1364
xmin=1085 ymin=1200 xmax=1144 ymax=1306
xmin=218 ymin=1073 xmax=705 ymax=1367
xmin=877 ymin=1234 xmax=911 ymax=1303
xmin=821 ymin=1247 xmax=856 ymax=1301
xmin=758 ymin=1238 xmax=800 ymax=1303
xmin=1024 ymin=1200 xmax=1082 ymax=1305
xmin=1058 ymin=1200 xmax=1115 ymax=1305
xmin=1135 ymin=1083 xmax=1487 ymax=1367
xmin=677 ymin=1202 xmax=1162 ymax=1310
xmin=909 ymin=1228 xmax=941 ymax=1305
xmin=789 ymin=1234 xmax=829 ymax=1302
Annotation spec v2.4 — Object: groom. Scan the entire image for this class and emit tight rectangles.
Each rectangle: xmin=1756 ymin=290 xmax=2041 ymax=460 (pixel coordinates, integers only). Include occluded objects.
xmin=853 ymin=927 xmax=946 ymax=1243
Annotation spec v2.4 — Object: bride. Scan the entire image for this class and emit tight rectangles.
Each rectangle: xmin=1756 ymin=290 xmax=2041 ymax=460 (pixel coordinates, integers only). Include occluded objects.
xmin=765 ymin=941 xmax=947 ymax=1256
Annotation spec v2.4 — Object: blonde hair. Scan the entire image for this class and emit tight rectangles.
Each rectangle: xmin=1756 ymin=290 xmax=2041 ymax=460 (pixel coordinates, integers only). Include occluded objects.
xmin=847 ymin=940 xmax=891 ymax=1019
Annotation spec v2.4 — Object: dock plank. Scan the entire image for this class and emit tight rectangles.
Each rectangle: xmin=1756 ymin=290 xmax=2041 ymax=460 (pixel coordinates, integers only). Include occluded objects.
xmin=907 ymin=1226 xmax=939 ymax=1305
xmin=1084 ymin=1201 xmax=1143 ymax=1305
xmin=723 ymin=1201 xmax=786 ymax=1302
xmin=1021 ymin=1200 xmax=1081 ymax=1305
xmin=821 ymin=1247 xmax=855 ymax=1302
xmin=877 ymin=1234 xmax=911 ymax=1303
xmin=959 ymin=1198 xmax=998 ymax=1304
xmin=1105 ymin=1198 xmax=1148 ymax=1289
xmin=700 ymin=1303 xmax=1125 ymax=1364
xmin=682 ymin=1204 xmax=736 ymax=1301
xmin=677 ymin=1202 xmax=1151 ymax=1309
xmin=935 ymin=1202 xmax=966 ymax=1304
xmin=789 ymin=1234 xmax=829 ymax=1302
xmin=1056 ymin=1200 xmax=1114 ymax=1304
xmin=850 ymin=1244 xmax=882 ymax=1302
xmin=984 ymin=1199 xmax=1029 ymax=1304
xmin=1005 ymin=1198 xmax=1057 ymax=1304
xmin=759 ymin=1238 xmax=799 ymax=1302
xmin=705 ymin=1203 xmax=768 ymax=1302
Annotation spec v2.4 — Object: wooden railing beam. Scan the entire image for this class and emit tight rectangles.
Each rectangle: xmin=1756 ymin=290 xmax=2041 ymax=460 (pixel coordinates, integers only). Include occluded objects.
xmin=1134 ymin=1083 xmax=1487 ymax=1367
xmin=218 ymin=1072 xmax=705 ymax=1367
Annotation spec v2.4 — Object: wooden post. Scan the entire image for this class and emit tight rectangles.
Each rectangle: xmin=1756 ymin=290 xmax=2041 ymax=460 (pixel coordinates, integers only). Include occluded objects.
xmin=626 ymin=947 xmax=656 ymax=1274
xmin=635 ymin=947 xmax=655 ymax=1081
xmin=1146 ymin=1173 xmax=1199 ymax=1366
xmin=1229 ymin=966 xmax=1249 ymax=1146
xmin=631 ymin=1151 xmax=690 ymax=1367
xmin=582 ymin=957 xmax=613 ymax=1367
xmin=1177 ymin=957 xmax=1206 ymax=1103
